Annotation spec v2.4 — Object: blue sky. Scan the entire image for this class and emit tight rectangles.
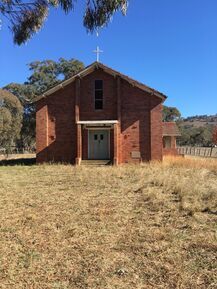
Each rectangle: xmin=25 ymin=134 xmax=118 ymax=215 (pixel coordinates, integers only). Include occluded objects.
xmin=0 ymin=0 xmax=216 ymax=117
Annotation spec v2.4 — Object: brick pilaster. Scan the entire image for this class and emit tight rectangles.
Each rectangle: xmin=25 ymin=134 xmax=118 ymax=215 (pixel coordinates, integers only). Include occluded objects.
xmin=113 ymin=123 xmax=119 ymax=165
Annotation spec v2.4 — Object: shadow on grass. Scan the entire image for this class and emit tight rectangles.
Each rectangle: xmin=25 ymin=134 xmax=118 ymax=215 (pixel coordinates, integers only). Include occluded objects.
xmin=0 ymin=158 xmax=36 ymax=166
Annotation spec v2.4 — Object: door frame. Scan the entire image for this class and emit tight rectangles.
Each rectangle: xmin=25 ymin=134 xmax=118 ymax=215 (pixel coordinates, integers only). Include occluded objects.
xmin=88 ymin=128 xmax=110 ymax=160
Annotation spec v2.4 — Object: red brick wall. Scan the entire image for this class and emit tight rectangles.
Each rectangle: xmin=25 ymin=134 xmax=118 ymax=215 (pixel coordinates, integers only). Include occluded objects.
xmin=163 ymin=148 xmax=179 ymax=156
xmin=36 ymin=82 xmax=76 ymax=163
xmin=36 ymin=67 xmax=163 ymax=164
xmin=36 ymin=99 xmax=48 ymax=163
xmin=80 ymin=69 xmax=117 ymax=120
xmin=82 ymin=129 xmax=88 ymax=160
xmin=150 ymin=99 xmax=163 ymax=161
xmin=120 ymin=79 xmax=152 ymax=163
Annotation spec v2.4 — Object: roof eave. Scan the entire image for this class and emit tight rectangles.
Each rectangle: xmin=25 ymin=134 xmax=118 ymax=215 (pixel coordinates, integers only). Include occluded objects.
xmin=35 ymin=61 xmax=167 ymax=102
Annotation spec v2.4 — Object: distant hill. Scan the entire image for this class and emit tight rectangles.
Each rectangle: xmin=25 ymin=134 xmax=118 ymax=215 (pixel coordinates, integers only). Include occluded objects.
xmin=182 ymin=114 xmax=217 ymax=128
xmin=178 ymin=114 xmax=217 ymax=146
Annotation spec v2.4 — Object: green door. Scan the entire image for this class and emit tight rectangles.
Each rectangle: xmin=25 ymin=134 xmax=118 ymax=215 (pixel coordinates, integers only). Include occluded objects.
xmin=88 ymin=130 xmax=109 ymax=160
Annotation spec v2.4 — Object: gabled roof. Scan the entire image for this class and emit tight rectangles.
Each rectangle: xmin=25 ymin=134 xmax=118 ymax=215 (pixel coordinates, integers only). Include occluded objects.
xmin=36 ymin=62 xmax=167 ymax=102
xmin=163 ymin=122 xmax=181 ymax=136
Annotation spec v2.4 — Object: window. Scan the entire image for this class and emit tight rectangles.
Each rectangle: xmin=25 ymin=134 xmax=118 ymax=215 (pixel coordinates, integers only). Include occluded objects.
xmin=95 ymin=80 xmax=103 ymax=110
xmin=163 ymin=136 xmax=172 ymax=148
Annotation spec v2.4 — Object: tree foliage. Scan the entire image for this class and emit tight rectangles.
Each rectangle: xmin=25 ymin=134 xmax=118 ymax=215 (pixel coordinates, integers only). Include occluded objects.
xmin=178 ymin=125 xmax=214 ymax=147
xmin=163 ymin=106 xmax=181 ymax=122
xmin=26 ymin=58 xmax=84 ymax=94
xmin=0 ymin=89 xmax=23 ymax=149
xmin=162 ymin=106 xmax=215 ymax=147
xmin=0 ymin=0 xmax=128 ymax=44
xmin=4 ymin=58 xmax=84 ymax=148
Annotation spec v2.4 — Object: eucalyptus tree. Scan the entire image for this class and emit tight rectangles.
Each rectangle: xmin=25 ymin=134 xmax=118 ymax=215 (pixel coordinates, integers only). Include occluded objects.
xmin=4 ymin=58 xmax=84 ymax=148
xmin=0 ymin=0 xmax=129 ymax=44
xmin=163 ymin=106 xmax=181 ymax=122
xmin=0 ymin=89 xmax=23 ymax=150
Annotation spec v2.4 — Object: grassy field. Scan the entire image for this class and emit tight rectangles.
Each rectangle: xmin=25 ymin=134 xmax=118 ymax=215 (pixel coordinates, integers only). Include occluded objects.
xmin=0 ymin=157 xmax=216 ymax=288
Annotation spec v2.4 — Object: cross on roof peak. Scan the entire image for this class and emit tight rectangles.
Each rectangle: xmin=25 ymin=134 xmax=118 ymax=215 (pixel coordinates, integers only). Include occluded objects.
xmin=93 ymin=46 xmax=103 ymax=62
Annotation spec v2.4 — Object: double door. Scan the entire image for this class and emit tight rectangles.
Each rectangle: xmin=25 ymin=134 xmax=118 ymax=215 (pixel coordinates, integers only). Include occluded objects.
xmin=88 ymin=130 xmax=109 ymax=160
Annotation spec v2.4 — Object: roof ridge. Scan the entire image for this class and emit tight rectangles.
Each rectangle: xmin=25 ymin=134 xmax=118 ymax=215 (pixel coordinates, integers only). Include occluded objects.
xmin=35 ymin=61 xmax=167 ymax=102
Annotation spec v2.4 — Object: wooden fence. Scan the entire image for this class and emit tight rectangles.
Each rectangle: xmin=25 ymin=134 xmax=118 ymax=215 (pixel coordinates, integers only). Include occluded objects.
xmin=177 ymin=147 xmax=217 ymax=158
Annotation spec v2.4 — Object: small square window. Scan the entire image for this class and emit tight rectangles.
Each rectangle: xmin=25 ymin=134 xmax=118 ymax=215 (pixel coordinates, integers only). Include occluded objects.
xmin=94 ymin=134 xmax=98 ymax=140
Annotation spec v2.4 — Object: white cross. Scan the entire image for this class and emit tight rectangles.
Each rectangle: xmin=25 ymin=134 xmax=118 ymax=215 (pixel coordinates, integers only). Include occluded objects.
xmin=93 ymin=46 xmax=103 ymax=62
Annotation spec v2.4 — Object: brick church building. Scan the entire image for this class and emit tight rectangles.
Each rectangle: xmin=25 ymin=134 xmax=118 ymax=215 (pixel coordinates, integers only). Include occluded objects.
xmin=36 ymin=62 xmax=179 ymax=165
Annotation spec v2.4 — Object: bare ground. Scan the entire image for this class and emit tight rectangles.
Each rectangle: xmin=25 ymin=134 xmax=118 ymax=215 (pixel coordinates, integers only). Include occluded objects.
xmin=0 ymin=157 xmax=216 ymax=288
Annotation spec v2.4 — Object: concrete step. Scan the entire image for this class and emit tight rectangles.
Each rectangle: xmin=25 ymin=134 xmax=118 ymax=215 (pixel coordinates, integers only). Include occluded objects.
xmin=80 ymin=160 xmax=112 ymax=166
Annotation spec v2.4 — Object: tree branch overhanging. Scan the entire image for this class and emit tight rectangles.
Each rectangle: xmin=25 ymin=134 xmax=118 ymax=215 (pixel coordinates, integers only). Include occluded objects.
xmin=0 ymin=0 xmax=129 ymax=44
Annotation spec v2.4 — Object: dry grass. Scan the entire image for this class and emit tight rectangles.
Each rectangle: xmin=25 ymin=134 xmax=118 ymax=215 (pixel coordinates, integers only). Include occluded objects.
xmin=164 ymin=155 xmax=217 ymax=171
xmin=0 ymin=157 xmax=216 ymax=288
xmin=0 ymin=154 xmax=35 ymax=161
